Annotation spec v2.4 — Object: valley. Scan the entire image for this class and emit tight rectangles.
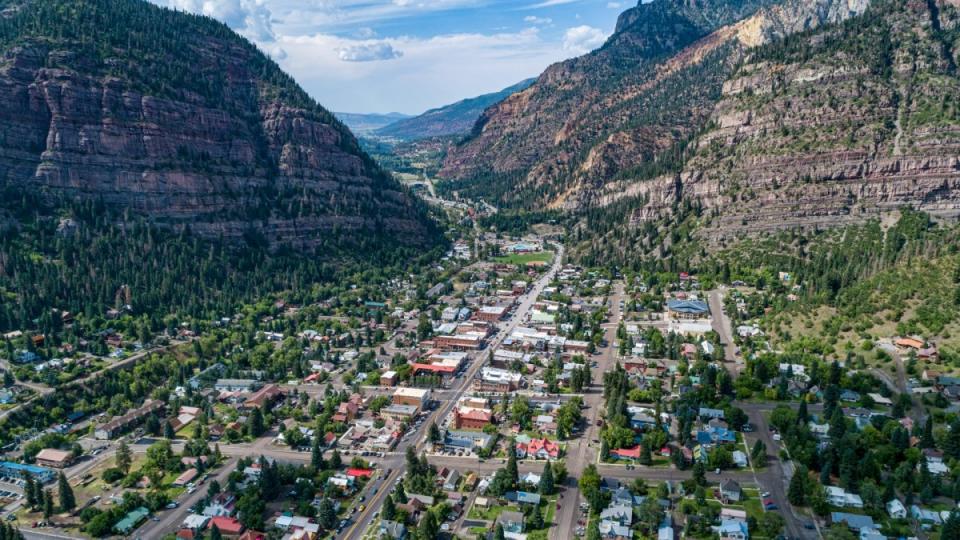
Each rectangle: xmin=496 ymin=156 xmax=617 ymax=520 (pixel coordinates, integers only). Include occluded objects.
xmin=1 ymin=1 xmax=960 ymax=540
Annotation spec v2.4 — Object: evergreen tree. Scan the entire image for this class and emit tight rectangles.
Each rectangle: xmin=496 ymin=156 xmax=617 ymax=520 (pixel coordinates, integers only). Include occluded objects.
xmin=692 ymin=461 xmax=706 ymax=486
xmin=494 ymin=524 xmax=506 ymax=540
xmin=395 ymin=482 xmax=408 ymax=503
xmin=57 ymin=472 xmax=75 ymax=511
xmin=418 ymin=510 xmax=439 ymax=540
xmin=506 ymin=444 xmax=519 ymax=489
xmin=163 ymin=420 xmax=175 ymax=439
xmin=539 ymin=462 xmax=554 ymax=495
xmin=116 ymin=441 xmax=132 ymax=474
xmin=318 ymin=498 xmax=336 ymax=529
xmin=311 ymin=436 xmax=325 ymax=470
xmin=751 ymin=440 xmax=766 ymax=464
xmin=527 ymin=505 xmax=544 ymax=529
xmin=921 ymin=415 xmax=935 ymax=448
xmin=42 ymin=489 xmax=53 ymax=519
xmin=247 ymin=408 xmax=265 ymax=437
xmin=639 ymin=444 xmax=653 ymax=466
xmin=382 ymin=494 xmax=397 ymax=521
xmin=330 ymin=449 xmax=342 ymax=470
xmin=23 ymin=473 xmax=35 ymax=509
xmin=797 ymin=399 xmax=808 ymax=424
xmin=788 ymin=466 xmax=808 ymax=506
xmin=428 ymin=422 xmax=441 ymax=443
xmin=944 ymin=512 xmax=960 ymax=540
xmin=210 ymin=524 xmax=223 ymax=540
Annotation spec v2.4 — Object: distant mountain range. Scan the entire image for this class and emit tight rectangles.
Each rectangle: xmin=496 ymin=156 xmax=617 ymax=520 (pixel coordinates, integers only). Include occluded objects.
xmin=356 ymin=79 xmax=537 ymax=141
xmin=335 ymin=112 xmax=412 ymax=136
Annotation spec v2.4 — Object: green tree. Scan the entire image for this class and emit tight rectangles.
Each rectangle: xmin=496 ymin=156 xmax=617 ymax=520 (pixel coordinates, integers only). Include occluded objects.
xmin=42 ymin=489 xmax=53 ymax=519
xmin=57 ymin=471 xmax=75 ymax=511
xmin=539 ymin=462 xmax=554 ymax=495
xmin=311 ymin=436 xmax=325 ymax=470
xmin=788 ymin=466 xmax=808 ymax=506
xmin=23 ymin=473 xmax=36 ymax=509
xmin=579 ymin=464 xmax=603 ymax=512
xmin=163 ymin=420 xmax=175 ymax=439
xmin=382 ymin=494 xmax=396 ymax=521
xmin=428 ymin=422 xmax=441 ymax=443
xmin=318 ymin=498 xmax=336 ymax=529
xmin=210 ymin=524 xmax=223 ymax=540
xmin=494 ymin=524 xmax=506 ymax=540
xmin=330 ymin=449 xmax=342 ymax=469
xmin=247 ymin=408 xmax=265 ymax=437
xmin=116 ymin=441 xmax=132 ymax=474
xmin=506 ymin=445 xmax=519 ymax=489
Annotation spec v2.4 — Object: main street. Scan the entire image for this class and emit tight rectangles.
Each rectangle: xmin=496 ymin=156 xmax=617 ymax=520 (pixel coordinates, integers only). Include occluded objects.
xmin=338 ymin=244 xmax=566 ymax=540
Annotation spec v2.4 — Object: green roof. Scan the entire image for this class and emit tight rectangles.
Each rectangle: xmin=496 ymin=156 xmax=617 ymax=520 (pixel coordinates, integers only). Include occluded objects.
xmin=114 ymin=506 xmax=149 ymax=534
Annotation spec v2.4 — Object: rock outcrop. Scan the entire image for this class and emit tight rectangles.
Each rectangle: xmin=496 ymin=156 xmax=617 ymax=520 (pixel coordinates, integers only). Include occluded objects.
xmin=0 ymin=0 xmax=435 ymax=249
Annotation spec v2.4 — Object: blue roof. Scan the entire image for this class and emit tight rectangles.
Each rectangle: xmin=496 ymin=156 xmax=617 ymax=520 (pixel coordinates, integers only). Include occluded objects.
xmin=506 ymin=491 xmax=542 ymax=504
xmin=666 ymin=299 xmax=709 ymax=314
xmin=831 ymin=512 xmax=875 ymax=531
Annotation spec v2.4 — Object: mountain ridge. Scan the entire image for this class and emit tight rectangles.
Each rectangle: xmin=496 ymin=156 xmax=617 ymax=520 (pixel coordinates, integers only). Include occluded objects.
xmin=0 ymin=0 xmax=437 ymax=250
xmin=376 ymin=78 xmax=536 ymax=141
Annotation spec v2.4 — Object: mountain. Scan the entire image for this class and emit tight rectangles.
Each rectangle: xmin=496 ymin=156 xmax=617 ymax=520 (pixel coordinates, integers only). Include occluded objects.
xmin=376 ymin=79 xmax=536 ymax=140
xmin=438 ymin=0 xmax=871 ymax=209
xmin=0 ymin=0 xmax=436 ymax=250
xmin=335 ymin=111 xmax=411 ymax=136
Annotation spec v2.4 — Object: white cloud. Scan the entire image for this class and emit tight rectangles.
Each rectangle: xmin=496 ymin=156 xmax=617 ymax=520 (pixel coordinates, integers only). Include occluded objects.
xmin=606 ymin=1 xmax=623 ymax=8
xmin=526 ymin=0 xmax=578 ymax=8
xmin=336 ymin=42 xmax=404 ymax=62
xmin=277 ymin=28 xmax=570 ymax=113
xmin=562 ymin=25 xmax=607 ymax=55
xmin=523 ymin=15 xmax=552 ymax=25
xmin=160 ymin=0 xmax=276 ymax=42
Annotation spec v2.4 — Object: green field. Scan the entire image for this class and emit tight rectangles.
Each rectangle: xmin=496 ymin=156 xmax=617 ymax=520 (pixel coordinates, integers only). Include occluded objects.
xmin=494 ymin=251 xmax=554 ymax=265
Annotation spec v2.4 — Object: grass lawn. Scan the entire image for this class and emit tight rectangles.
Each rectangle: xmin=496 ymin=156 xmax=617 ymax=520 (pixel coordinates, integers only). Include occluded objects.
xmin=468 ymin=503 xmax=512 ymax=521
xmin=494 ymin=251 xmax=554 ymax=265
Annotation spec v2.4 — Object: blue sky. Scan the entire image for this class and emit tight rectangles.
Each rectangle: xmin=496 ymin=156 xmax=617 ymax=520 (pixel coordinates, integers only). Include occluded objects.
xmin=151 ymin=0 xmax=630 ymax=114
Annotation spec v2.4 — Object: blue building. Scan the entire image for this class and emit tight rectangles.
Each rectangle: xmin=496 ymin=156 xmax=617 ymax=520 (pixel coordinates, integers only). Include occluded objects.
xmin=0 ymin=462 xmax=56 ymax=483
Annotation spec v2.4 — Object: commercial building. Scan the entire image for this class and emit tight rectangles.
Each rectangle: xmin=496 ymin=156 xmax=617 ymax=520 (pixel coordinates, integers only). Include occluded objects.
xmin=393 ymin=387 xmax=431 ymax=409
xmin=34 ymin=448 xmax=73 ymax=468
xmin=475 ymin=305 xmax=509 ymax=322
xmin=95 ymin=399 xmax=165 ymax=440
xmin=0 ymin=462 xmax=56 ymax=484
xmin=666 ymin=299 xmax=710 ymax=319
xmin=435 ymin=334 xmax=483 ymax=351
xmin=453 ymin=408 xmax=493 ymax=430
xmin=474 ymin=367 xmax=522 ymax=393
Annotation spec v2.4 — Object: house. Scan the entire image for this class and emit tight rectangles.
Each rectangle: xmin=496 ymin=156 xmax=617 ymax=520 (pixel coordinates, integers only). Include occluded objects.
xmin=214 ymin=379 xmax=258 ymax=392
xmin=720 ymin=480 xmax=742 ymax=503
xmin=826 ymin=486 xmax=864 ymax=508
xmin=911 ymin=505 xmax=944 ymax=525
xmin=173 ymin=468 xmax=200 ymax=487
xmin=95 ymin=399 xmax=166 ymax=440
xmin=666 ymin=299 xmax=710 ymax=319
xmin=242 ymin=384 xmax=283 ymax=410
xmin=831 ymin=512 xmax=875 ymax=532
xmin=714 ymin=519 xmax=749 ymax=540
xmin=696 ymin=426 xmax=736 ymax=445
xmin=114 ymin=507 xmax=150 ymax=535
xmin=599 ymin=503 xmax=633 ymax=525
xmin=611 ymin=487 xmax=643 ymax=507
xmin=698 ymin=407 xmax=725 ymax=420
xmin=443 ymin=469 xmax=460 ymax=491
xmin=516 ymin=437 xmax=560 ymax=460
xmin=34 ymin=448 xmax=73 ymax=468
xmin=840 ymin=390 xmax=861 ymax=402
xmin=886 ymin=499 xmax=907 ymax=519
xmin=203 ymin=493 xmax=237 ymax=517
xmin=505 ymin=491 xmax=541 ymax=505
xmin=182 ymin=514 xmax=211 ymax=532
xmin=599 ymin=521 xmax=632 ymax=538
xmin=610 ymin=446 xmax=641 ymax=461
xmin=208 ymin=516 xmax=245 ymax=536
xmin=732 ymin=451 xmax=748 ymax=468
xmin=443 ymin=430 xmax=495 ymax=453
xmin=379 ymin=520 xmax=407 ymax=539
xmin=497 ymin=511 xmax=525 ymax=534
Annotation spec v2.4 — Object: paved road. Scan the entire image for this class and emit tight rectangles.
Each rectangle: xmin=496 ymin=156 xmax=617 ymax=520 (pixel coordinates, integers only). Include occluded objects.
xmin=338 ymin=245 xmax=566 ymax=540
xmin=708 ymin=289 xmax=740 ymax=367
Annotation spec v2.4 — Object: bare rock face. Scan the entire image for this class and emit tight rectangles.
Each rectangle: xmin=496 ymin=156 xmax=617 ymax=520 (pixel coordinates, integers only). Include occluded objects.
xmin=0 ymin=1 xmax=433 ymax=249
xmin=439 ymin=0 xmax=868 ymax=211
xmin=642 ymin=0 xmax=960 ymax=239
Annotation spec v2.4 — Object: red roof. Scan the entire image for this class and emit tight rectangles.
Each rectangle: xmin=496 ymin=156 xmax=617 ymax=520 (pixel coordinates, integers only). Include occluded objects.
xmin=347 ymin=468 xmax=374 ymax=478
xmin=612 ymin=446 xmax=642 ymax=459
xmin=208 ymin=516 xmax=244 ymax=535
xmin=458 ymin=409 xmax=492 ymax=422
xmin=519 ymin=437 xmax=559 ymax=458
xmin=412 ymin=363 xmax=457 ymax=374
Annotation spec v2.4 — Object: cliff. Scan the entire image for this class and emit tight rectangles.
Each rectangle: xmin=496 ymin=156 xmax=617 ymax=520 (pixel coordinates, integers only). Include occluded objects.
xmin=0 ymin=0 xmax=436 ymax=249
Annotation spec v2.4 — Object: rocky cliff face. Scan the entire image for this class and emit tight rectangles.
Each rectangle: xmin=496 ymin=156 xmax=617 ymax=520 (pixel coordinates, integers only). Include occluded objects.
xmin=438 ymin=0 xmax=864 ymax=208
xmin=608 ymin=0 xmax=960 ymax=242
xmin=0 ymin=0 xmax=435 ymax=249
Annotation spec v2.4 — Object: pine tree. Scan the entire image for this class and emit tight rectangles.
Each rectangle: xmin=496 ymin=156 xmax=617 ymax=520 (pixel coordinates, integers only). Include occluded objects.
xmin=318 ymin=498 xmax=336 ymax=529
xmin=944 ymin=512 xmax=960 ymax=540
xmin=57 ymin=472 xmax=75 ymax=511
xmin=311 ymin=435 xmax=325 ymax=470
xmin=23 ymin=473 xmax=35 ymax=509
xmin=528 ymin=505 xmax=544 ymax=529
xmin=394 ymin=482 xmax=408 ymax=503
xmin=507 ymin=444 xmax=519 ymax=489
xmin=116 ymin=440 xmax=132 ymax=474
xmin=539 ymin=462 xmax=554 ymax=495
xmin=921 ymin=415 xmax=935 ymax=448
xmin=209 ymin=524 xmax=222 ymax=540
xmin=382 ymin=494 xmax=396 ymax=521
xmin=788 ymin=466 xmax=808 ymax=506
xmin=246 ymin=408 xmax=264 ymax=437
xmin=164 ymin=420 xmax=175 ymax=439
xmin=330 ymin=449 xmax=342 ymax=470
xmin=797 ymin=399 xmax=808 ymax=424
xmin=494 ymin=524 xmax=506 ymax=540
xmin=42 ymin=489 xmax=53 ymax=519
